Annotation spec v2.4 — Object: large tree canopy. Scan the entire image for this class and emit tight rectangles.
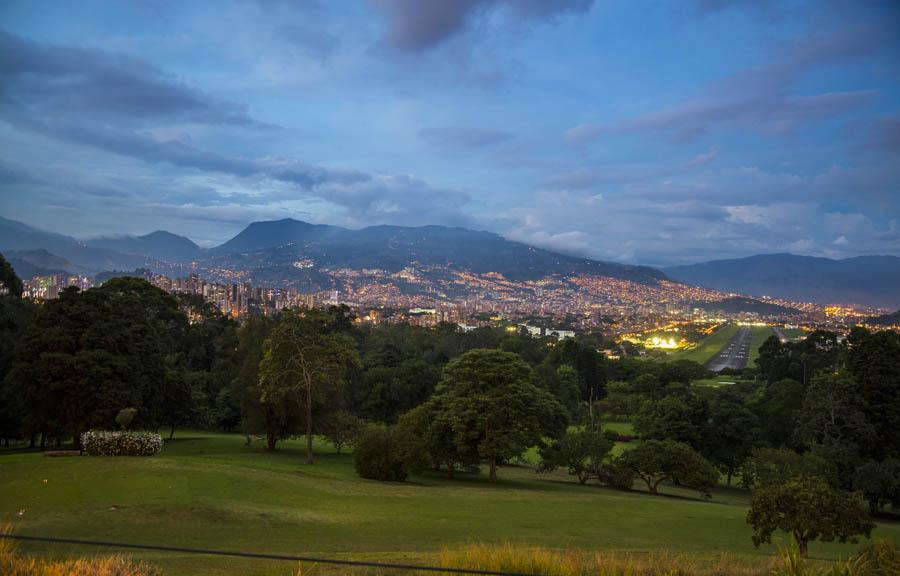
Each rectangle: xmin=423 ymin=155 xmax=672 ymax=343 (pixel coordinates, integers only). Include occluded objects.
xmin=424 ymin=348 xmax=567 ymax=481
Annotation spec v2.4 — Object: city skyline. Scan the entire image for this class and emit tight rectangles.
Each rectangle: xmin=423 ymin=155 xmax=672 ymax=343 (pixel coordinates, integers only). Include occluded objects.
xmin=1 ymin=0 xmax=899 ymax=266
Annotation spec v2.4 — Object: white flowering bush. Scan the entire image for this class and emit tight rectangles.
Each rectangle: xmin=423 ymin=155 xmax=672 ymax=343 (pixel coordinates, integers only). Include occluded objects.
xmin=81 ymin=430 xmax=163 ymax=456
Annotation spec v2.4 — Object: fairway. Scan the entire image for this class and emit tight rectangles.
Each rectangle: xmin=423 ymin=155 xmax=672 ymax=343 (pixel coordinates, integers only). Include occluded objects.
xmin=748 ymin=326 xmax=776 ymax=367
xmin=2 ymin=432 xmax=898 ymax=576
xmin=669 ymin=324 xmax=739 ymax=364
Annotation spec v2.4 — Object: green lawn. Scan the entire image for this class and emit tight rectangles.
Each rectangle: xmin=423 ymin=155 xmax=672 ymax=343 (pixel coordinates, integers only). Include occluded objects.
xmin=2 ymin=432 xmax=897 ymax=576
xmin=748 ymin=327 xmax=776 ymax=367
xmin=668 ymin=324 xmax=739 ymax=364
xmin=781 ymin=328 xmax=806 ymax=339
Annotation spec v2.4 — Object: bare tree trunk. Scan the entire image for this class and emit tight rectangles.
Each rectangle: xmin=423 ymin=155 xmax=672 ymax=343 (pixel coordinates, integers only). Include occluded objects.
xmin=489 ymin=454 xmax=497 ymax=482
xmin=266 ymin=430 xmax=277 ymax=451
xmin=305 ymin=382 xmax=313 ymax=465
xmin=169 ymin=424 xmax=176 ymax=440
xmin=796 ymin=535 xmax=809 ymax=558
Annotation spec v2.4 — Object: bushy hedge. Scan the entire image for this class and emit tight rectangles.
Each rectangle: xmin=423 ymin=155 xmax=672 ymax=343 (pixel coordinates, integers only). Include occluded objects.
xmin=81 ymin=430 xmax=163 ymax=456
xmin=353 ymin=425 xmax=411 ymax=481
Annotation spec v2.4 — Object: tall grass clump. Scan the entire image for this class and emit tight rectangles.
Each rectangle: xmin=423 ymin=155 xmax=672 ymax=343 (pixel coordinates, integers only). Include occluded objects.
xmin=0 ymin=526 xmax=160 ymax=576
xmin=428 ymin=543 xmax=777 ymax=576
xmin=428 ymin=541 xmax=899 ymax=576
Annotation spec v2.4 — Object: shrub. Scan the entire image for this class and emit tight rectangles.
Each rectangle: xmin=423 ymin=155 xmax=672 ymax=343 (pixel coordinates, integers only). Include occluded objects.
xmin=81 ymin=430 xmax=163 ymax=456
xmin=599 ymin=459 xmax=637 ymax=490
xmin=353 ymin=424 xmax=410 ymax=481
xmin=115 ymin=407 xmax=139 ymax=431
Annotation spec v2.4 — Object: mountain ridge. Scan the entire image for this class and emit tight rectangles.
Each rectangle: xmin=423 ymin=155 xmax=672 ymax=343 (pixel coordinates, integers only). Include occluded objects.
xmin=664 ymin=253 xmax=900 ymax=308
xmin=205 ymin=218 xmax=666 ymax=284
xmin=85 ymin=230 xmax=202 ymax=261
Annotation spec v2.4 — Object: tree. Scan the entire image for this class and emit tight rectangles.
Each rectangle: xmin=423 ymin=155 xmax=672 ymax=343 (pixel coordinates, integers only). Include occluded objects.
xmin=747 ymin=474 xmax=873 ymax=557
xmin=0 ymin=294 xmax=34 ymax=446
xmin=740 ymin=447 xmax=837 ymax=489
xmin=538 ymin=429 xmax=613 ymax=484
xmin=321 ymin=410 xmax=364 ymax=455
xmin=259 ymin=309 xmax=360 ymax=464
xmin=6 ymin=280 xmax=184 ymax=449
xmin=550 ymin=364 xmax=582 ymax=421
xmin=616 ymin=439 xmax=719 ymax=497
xmin=354 ymin=359 xmax=439 ymax=423
xmin=633 ymin=394 xmax=707 ymax=450
xmin=853 ymin=459 xmax=900 ymax=515
xmin=0 ymin=253 xmax=23 ymax=298
xmin=752 ymin=378 xmax=804 ymax=449
xmin=425 ymin=349 xmax=567 ymax=481
xmin=705 ymin=388 xmax=760 ymax=485
xmin=794 ymin=371 xmax=874 ymax=481
xmin=603 ymin=380 xmax=641 ymax=421
xmin=846 ymin=327 xmax=900 ymax=459
xmin=757 ymin=332 xmax=842 ymax=386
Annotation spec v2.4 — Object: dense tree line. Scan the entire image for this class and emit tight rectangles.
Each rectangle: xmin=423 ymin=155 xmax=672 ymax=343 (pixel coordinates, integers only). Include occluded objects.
xmin=1 ymin=262 xmax=898 ymax=553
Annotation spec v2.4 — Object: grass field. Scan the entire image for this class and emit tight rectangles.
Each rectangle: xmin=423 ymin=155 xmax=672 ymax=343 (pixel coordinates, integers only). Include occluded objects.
xmin=668 ymin=324 xmax=739 ymax=364
xmin=780 ymin=328 xmax=806 ymax=339
xmin=2 ymin=432 xmax=898 ymax=575
xmin=748 ymin=326 xmax=776 ymax=367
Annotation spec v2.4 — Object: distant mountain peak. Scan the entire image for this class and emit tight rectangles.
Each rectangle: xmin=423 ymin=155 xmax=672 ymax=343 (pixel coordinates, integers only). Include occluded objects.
xmin=210 ymin=218 xmax=667 ymax=284
xmin=84 ymin=230 xmax=201 ymax=261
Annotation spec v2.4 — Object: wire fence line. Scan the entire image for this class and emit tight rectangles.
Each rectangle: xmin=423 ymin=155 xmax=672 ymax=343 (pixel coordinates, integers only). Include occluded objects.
xmin=0 ymin=533 xmax=544 ymax=576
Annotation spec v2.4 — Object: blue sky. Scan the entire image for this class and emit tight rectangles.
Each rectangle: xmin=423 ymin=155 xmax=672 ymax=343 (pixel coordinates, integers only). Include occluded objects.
xmin=0 ymin=0 xmax=898 ymax=266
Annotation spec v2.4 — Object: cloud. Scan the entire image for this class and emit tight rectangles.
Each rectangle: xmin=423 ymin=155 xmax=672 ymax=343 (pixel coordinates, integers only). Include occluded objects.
xmin=565 ymin=24 xmax=889 ymax=145
xmin=686 ymin=147 xmax=719 ymax=167
xmin=419 ymin=126 xmax=513 ymax=148
xmin=0 ymin=29 xmax=271 ymax=128
xmin=566 ymin=90 xmax=876 ymax=144
xmin=368 ymin=0 xmax=593 ymax=52
xmin=0 ymin=28 xmax=475 ymax=231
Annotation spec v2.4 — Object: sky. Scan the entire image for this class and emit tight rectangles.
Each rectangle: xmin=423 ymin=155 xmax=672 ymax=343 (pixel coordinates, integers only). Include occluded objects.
xmin=0 ymin=0 xmax=898 ymax=266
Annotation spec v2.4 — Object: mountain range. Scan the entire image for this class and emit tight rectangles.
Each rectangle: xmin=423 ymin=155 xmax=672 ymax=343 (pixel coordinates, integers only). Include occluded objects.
xmin=665 ymin=253 xmax=900 ymax=309
xmin=2 ymin=216 xmax=899 ymax=308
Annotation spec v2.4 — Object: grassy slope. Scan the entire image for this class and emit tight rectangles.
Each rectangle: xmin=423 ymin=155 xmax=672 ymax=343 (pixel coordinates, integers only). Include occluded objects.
xmin=747 ymin=327 xmax=775 ymax=367
xmin=668 ymin=324 xmax=739 ymax=364
xmin=2 ymin=432 xmax=898 ymax=576
xmin=781 ymin=328 xmax=806 ymax=339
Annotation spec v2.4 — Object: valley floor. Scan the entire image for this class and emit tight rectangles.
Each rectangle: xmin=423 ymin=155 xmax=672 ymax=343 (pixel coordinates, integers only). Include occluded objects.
xmin=2 ymin=432 xmax=897 ymax=576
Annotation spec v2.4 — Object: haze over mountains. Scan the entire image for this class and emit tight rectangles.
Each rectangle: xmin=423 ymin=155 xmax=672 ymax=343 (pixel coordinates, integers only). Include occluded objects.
xmin=665 ymin=254 xmax=900 ymax=309
xmin=2 ymin=216 xmax=899 ymax=308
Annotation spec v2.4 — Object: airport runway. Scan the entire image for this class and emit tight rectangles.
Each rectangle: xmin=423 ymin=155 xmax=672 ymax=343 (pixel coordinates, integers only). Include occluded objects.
xmin=706 ymin=327 xmax=752 ymax=372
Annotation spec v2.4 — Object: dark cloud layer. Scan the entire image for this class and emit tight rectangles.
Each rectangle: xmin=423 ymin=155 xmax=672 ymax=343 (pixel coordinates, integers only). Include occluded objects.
xmin=0 ymin=29 xmax=268 ymax=128
xmin=0 ymin=27 xmax=470 ymax=229
xmin=368 ymin=0 xmax=593 ymax=51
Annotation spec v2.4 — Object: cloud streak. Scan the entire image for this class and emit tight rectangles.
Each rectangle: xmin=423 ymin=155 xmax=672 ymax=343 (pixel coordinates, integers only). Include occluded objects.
xmin=368 ymin=0 xmax=593 ymax=51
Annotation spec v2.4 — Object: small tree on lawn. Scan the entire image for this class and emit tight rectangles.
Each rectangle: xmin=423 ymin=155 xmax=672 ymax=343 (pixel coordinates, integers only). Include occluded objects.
xmin=539 ymin=429 xmax=614 ymax=484
xmin=617 ymin=439 xmax=719 ymax=497
xmin=115 ymin=407 xmax=138 ymax=431
xmin=259 ymin=310 xmax=359 ymax=464
xmin=322 ymin=410 xmax=364 ymax=455
xmin=747 ymin=473 xmax=874 ymax=558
